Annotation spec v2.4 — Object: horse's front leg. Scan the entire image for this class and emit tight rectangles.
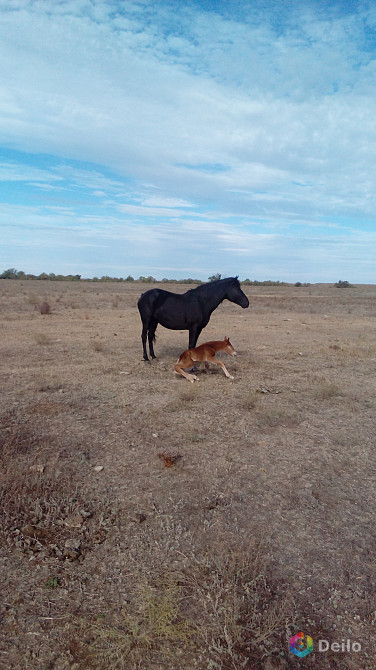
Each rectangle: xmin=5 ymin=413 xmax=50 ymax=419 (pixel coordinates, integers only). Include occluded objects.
xmin=188 ymin=325 xmax=202 ymax=350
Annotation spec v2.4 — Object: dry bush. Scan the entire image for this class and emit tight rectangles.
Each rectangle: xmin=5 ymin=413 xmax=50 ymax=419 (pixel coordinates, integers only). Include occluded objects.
xmin=179 ymin=385 xmax=201 ymax=403
xmin=167 ymin=384 xmax=201 ymax=411
xmin=314 ymin=380 xmax=344 ymax=400
xmin=186 ymin=546 xmax=296 ymax=669
xmin=33 ymin=332 xmax=52 ymax=345
xmin=112 ymin=296 xmax=121 ymax=308
xmin=187 ymin=430 xmax=205 ymax=443
xmin=0 ymin=411 xmax=39 ymax=468
xmin=92 ymin=340 xmax=105 ymax=352
xmin=242 ymin=391 xmax=259 ymax=410
xmin=70 ymin=543 xmax=296 ymax=670
xmin=27 ymin=292 xmax=39 ymax=306
xmin=72 ymin=573 xmax=195 ymax=669
xmin=39 ymin=301 xmax=52 ymax=314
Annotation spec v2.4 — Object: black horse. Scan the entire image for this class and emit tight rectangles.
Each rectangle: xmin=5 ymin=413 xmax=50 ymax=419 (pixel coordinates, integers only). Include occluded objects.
xmin=138 ymin=276 xmax=249 ymax=361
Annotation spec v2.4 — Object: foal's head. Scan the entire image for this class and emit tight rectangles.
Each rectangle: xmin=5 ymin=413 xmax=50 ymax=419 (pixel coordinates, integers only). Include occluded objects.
xmin=223 ymin=336 xmax=237 ymax=356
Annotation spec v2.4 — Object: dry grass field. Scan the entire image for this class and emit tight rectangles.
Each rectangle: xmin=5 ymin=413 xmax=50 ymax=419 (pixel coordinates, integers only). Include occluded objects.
xmin=1 ymin=279 xmax=375 ymax=670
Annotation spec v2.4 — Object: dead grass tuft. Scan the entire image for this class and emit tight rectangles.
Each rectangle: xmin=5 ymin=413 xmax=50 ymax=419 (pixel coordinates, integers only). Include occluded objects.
xmin=167 ymin=384 xmax=202 ymax=410
xmin=314 ymin=379 xmax=344 ymax=399
xmin=242 ymin=390 xmax=259 ymax=410
xmin=27 ymin=292 xmax=39 ymax=306
xmin=255 ymin=406 xmax=301 ymax=429
xmin=187 ymin=430 xmax=205 ymax=443
xmin=179 ymin=385 xmax=201 ymax=403
xmin=33 ymin=332 xmax=52 ymax=345
xmin=92 ymin=340 xmax=105 ymax=352
xmin=38 ymin=301 xmax=52 ymax=314
xmin=0 ymin=410 xmax=40 ymax=468
xmin=112 ymin=296 xmax=121 ymax=308
xmin=157 ymin=451 xmax=182 ymax=467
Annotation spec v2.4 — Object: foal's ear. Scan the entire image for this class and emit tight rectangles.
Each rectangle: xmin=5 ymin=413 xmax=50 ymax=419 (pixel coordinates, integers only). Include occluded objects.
xmin=224 ymin=336 xmax=229 ymax=342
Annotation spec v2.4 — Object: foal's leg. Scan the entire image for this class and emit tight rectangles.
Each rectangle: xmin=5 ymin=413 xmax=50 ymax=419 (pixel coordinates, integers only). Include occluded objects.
xmin=174 ymin=355 xmax=198 ymax=383
xmin=209 ymin=357 xmax=234 ymax=379
xmin=175 ymin=367 xmax=199 ymax=383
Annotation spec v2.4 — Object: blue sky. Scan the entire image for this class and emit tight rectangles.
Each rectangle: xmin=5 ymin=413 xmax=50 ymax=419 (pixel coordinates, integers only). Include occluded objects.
xmin=0 ymin=0 xmax=375 ymax=282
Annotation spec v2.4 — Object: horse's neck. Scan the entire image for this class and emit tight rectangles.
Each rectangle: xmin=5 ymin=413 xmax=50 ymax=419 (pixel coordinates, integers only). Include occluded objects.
xmin=200 ymin=285 xmax=227 ymax=313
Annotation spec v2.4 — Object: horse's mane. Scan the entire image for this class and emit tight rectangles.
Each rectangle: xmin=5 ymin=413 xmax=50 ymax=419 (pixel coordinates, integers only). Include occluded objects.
xmin=187 ymin=276 xmax=240 ymax=295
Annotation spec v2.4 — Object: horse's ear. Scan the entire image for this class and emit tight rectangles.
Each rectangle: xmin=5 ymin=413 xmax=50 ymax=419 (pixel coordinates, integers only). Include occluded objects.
xmin=235 ymin=275 xmax=239 ymax=280
xmin=225 ymin=336 xmax=229 ymax=342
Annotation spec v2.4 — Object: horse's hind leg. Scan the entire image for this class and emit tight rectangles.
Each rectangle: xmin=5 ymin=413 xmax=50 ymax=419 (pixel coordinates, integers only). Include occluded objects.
xmin=141 ymin=323 xmax=149 ymax=361
xmin=148 ymin=319 xmax=158 ymax=359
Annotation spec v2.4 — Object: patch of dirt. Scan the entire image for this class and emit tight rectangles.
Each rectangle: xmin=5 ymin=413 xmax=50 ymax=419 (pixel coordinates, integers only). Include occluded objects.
xmin=0 ymin=279 xmax=375 ymax=669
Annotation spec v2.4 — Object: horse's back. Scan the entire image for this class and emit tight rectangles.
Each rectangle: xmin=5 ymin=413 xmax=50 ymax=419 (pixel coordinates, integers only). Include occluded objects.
xmin=138 ymin=287 xmax=201 ymax=330
xmin=137 ymin=288 xmax=170 ymax=312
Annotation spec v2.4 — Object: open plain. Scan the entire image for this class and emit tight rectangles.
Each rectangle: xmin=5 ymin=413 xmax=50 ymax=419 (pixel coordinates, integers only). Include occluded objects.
xmin=0 ymin=279 xmax=375 ymax=669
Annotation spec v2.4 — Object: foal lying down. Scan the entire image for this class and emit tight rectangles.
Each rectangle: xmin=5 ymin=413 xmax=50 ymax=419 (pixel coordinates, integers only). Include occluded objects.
xmin=174 ymin=337 xmax=237 ymax=383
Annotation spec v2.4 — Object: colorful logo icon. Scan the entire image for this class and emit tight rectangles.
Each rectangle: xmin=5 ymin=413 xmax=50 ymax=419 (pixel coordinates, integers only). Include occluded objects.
xmin=290 ymin=632 xmax=313 ymax=657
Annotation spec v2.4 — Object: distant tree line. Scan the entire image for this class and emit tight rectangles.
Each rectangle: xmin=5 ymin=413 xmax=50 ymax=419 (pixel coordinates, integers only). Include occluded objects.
xmin=0 ymin=268 xmax=82 ymax=281
xmin=1 ymin=268 xmax=353 ymax=286
xmin=0 ymin=268 xmax=201 ymax=283
xmin=243 ymin=278 xmax=289 ymax=286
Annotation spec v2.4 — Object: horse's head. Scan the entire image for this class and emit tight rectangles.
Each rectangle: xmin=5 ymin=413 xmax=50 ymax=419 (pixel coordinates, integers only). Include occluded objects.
xmin=224 ymin=336 xmax=237 ymax=356
xmin=226 ymin=277 xmax=249 ymax=309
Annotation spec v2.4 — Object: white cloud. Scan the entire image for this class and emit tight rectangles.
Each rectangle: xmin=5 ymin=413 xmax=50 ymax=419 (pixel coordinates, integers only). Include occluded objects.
xmin=0 ymin=0 xmax=375 ymax=280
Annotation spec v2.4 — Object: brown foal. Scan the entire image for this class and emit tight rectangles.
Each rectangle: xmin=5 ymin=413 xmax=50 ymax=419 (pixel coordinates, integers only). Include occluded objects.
xmin=174 ymin=337 xmax=237 ymax=383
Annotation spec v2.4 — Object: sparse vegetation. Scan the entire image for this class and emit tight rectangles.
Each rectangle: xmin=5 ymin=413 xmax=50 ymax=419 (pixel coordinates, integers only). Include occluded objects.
xmin=1 ymin=280 xmax=375 ymax=669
